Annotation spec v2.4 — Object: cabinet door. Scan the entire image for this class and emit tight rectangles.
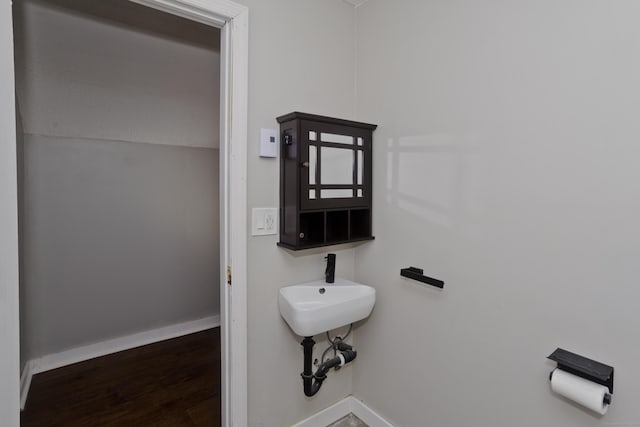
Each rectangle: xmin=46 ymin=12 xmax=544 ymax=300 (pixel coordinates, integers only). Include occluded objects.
xmin=299 ymin=120 xmax=371 ymax=210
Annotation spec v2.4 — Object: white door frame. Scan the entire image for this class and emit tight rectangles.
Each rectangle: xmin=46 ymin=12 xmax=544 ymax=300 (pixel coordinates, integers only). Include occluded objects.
xmin=0 ymin=1 xmax=248 ymax=426
xmin=0 ymin=1 xmax=20 ymax=426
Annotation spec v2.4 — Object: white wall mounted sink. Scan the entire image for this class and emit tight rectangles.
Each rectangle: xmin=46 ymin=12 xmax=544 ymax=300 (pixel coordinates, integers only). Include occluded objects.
xmin=278 ymin=278 xmax=376 ymax=337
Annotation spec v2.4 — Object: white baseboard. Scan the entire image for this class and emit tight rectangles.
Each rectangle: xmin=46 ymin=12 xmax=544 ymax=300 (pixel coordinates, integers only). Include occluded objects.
xmin=291 ymin=397 xmax=353 ymax=427
xmin=292 ymin=395 xmax=394 ymax=427
xmin=20 ymin=360 xmax=35 ymax=410
xmin=20 ymin=315 xmax=220 ymax=410
xmin=349 ymin=397 xmax=394 ymax=427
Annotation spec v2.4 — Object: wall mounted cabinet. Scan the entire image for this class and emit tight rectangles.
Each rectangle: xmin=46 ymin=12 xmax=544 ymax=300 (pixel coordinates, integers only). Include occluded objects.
xmin=277 ymin=112 xmax=377 ymax=250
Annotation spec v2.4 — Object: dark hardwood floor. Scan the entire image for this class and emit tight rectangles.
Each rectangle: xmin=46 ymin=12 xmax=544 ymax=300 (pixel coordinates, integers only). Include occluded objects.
xmin=21 ymin=328 xmax=221 ymax=427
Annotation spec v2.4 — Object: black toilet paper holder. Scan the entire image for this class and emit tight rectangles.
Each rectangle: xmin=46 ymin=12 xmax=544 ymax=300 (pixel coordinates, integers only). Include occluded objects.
xmin=548 ymin=348 xmax=614 ymax=398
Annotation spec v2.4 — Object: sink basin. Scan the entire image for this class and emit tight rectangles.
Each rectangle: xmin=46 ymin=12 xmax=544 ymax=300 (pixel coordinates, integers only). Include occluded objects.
xmin=278 ymin=278 xmax=375 ymax=337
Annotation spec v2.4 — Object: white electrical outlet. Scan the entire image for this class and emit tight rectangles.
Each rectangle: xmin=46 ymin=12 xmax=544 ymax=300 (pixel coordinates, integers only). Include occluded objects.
xmin=252 ymin=208 xmax=278 ymax=236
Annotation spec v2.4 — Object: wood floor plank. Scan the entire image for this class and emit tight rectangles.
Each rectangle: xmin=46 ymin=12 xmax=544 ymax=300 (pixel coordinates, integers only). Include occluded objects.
xmin=21 ymin=328 xmax=220 ymax=427
xmin=187 ymin=398 xmax=220 ymax=427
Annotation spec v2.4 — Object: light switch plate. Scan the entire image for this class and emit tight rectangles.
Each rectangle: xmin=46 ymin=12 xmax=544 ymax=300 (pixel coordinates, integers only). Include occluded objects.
xmin=259 ymin=128 xmax=278 ymax=158
xmin=252 ymin=208 xmax=278 ymax=236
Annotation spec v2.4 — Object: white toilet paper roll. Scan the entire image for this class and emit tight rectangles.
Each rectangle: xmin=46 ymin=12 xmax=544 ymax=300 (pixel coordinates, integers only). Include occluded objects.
xmin=550 ymin=369 xmax=610 ymax=415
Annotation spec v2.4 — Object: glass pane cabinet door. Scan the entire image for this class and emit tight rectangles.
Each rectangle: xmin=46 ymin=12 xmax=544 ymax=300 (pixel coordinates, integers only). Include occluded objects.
xmin=320 ymin=147 xmax=353 ymax=185
xmin=299 ymin=120 xmax=371 ymax=210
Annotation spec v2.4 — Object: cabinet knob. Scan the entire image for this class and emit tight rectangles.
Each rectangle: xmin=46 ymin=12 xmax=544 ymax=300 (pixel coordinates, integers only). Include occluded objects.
xmin=299 ymin=232 xmax=305 ymax=239
xmin=302 ymin=161 xmax=310 ymax=168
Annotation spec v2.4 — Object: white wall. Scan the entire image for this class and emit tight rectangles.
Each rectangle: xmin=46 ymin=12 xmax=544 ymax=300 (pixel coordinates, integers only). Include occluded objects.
xmin=16 ymin=101 xmax=26 ymax=373
xmin=231 ymin=0 xmax=359 ymax=426
xmin=353 ymin=1 xmax=640 ymax=426
xmin=21 ymin=135 xmax=220 ymax=358
xmin=14 ymin=0 xmax=220 ymax=148
xmin=0 ymin=0 xmax=20 ymax=424
xmin=14 ymin=0 xmax=221 ymax=360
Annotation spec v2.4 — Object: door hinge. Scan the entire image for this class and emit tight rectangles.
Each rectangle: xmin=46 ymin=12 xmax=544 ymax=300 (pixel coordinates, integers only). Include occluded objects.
xmin=226 ymin=266 xmax=232 ymax=286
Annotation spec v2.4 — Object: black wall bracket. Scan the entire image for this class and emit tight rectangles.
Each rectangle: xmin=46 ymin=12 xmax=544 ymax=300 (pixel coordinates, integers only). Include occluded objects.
xmin=400 ymin=267 xmax=444 ymax=289
xmin=548 ymin=348 xmax=614 ymax=395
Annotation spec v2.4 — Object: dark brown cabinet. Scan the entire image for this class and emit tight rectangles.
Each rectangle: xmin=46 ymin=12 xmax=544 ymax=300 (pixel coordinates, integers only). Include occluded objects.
xmin=277 ymin=112 xmax=377 ymax=250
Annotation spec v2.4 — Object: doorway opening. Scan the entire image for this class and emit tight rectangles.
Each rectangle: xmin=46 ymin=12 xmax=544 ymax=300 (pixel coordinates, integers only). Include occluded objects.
xmin=10 ymin=0 xmax=246 ymax=425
